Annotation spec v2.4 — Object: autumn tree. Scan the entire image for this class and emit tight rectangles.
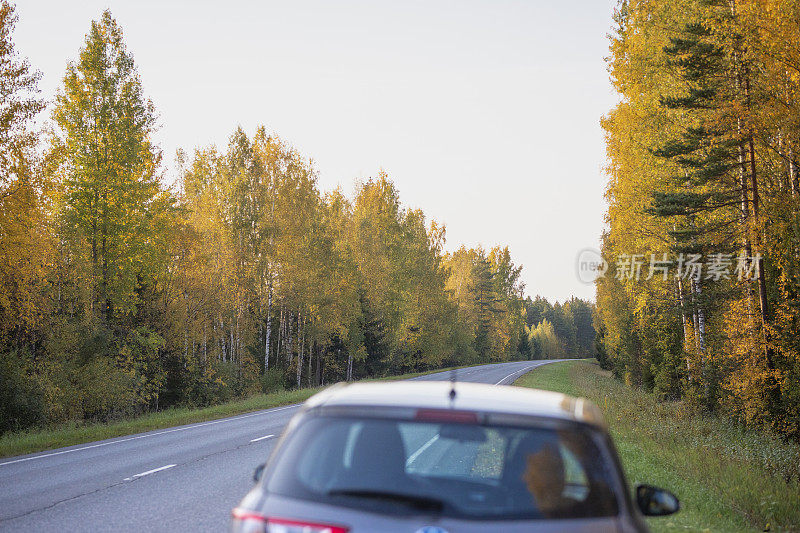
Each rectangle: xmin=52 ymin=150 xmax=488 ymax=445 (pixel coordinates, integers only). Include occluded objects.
xmin=51 ymin=10 xmax=167 ymax=324
xmin=599 ymin=0 xmax=800 ymax=436
xmin=42 ymin=10 xmax=174 ymax=418
xmin=0 ymin=0 xmax=49 ymax=432
xmin=0 ymin=8 xmax=593 ymax=433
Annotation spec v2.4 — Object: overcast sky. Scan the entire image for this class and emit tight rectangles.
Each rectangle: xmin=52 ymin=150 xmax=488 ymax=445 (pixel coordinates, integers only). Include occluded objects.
xmin=15 ymin=0 xmax=618 ymax=303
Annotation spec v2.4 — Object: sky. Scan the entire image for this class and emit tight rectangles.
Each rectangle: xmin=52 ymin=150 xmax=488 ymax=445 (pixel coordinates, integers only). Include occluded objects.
xmin=14 ymin=0 xmax=619 ymax=303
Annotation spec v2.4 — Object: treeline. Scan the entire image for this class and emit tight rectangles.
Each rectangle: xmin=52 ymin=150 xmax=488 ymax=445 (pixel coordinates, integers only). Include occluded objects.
xmin=523 ymin=296 xmax=597 ymax=359
xmin=0 ymin=7 xmax=594 ymax=433
xmin=599 ymin=0 xmax=800 ymax=438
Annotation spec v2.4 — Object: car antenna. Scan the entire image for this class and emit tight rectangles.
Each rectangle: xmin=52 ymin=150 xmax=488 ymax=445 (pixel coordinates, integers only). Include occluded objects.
xmin=449 ymin=367 xmax=457 ymax=405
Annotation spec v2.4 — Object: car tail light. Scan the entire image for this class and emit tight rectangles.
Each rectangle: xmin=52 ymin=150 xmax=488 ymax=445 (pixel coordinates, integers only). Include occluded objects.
xmin=415 ymin=408 xmax=478 ymax=424
xmin=231 ymin=508 xmax=349 ymax=533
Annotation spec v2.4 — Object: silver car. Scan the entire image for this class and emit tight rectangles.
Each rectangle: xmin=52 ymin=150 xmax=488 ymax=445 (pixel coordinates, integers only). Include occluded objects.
xmin=231 ymin=381 xmax=679 ymax=533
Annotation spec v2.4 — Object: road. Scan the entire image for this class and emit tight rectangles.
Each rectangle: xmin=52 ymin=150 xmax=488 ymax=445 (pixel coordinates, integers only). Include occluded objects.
xmin=0 ymin=359 xmax=560 ymax=532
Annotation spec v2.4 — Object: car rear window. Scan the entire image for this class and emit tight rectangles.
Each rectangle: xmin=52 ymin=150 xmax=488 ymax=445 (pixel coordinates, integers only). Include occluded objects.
xmin=266 ymin=415 xmax=619 ymax=520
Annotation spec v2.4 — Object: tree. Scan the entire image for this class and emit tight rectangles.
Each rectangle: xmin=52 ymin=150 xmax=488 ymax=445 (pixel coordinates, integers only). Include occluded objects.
xmin=0 ymin=1 xmax=42 ymax=193
xmin=530 ymin=319 xmax=561 ymax=359
xmin=0 ymin=0 xmax=47 ymax=339
xmin=0 ymin=6 xmax=601 ymax=431
xmin=51 ymin=10 xmax=166 ymax=324
xmin=471 ymin=252 xmax=502 ymax=360
xmin=564 ymin=297 xmax=596 ymax=356
xmin=0 ymin=0 xmax=49 ymax=432
xmin=524 ymin=296 xmax=553 ymax=329
xmin=599 ymin=0 xmax=800 ymax=436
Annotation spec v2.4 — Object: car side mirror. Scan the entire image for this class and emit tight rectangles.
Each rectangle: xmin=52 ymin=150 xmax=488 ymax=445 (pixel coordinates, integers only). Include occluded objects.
xmin=253 ymin=463 xmax=266 ymax=483
xmin=635 ymin=484 xmax=680 ymax=516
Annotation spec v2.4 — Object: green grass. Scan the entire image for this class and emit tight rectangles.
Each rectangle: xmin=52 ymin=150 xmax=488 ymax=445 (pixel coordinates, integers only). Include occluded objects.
xmin=0 ymin=387 xmax=323 ymax=460
xmin=0 ymin=364 xmax=468 ymax=460
xmin=516 ymin=360 xmax=800 ymax=532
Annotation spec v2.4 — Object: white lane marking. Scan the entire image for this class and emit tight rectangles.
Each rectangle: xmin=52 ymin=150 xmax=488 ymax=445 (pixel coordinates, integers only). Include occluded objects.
xmin=2 ymin=362 xmax=562 ymax=469
xmin=0 ymin=405 xmax=298 ymax=468
xmin=494 ymin=363 xmax=541 ymax=385
xmin=406 ymin=434 xmax=439 ymax=466
xmin=494 ymin=360 xmax=563 ymax=385
xmin=123 ymin=464 xmax=176 ymax=481
xmin=249 ymin=434 xmax=275 ymax=443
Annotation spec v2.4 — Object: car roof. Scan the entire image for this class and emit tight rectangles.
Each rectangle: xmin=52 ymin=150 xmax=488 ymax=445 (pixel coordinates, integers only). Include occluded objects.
xmin=304 ymin=380 xmax=606 ymax=428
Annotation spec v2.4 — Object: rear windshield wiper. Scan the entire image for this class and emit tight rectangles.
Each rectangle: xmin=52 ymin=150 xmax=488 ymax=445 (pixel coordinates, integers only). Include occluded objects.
xmin=326 ymin=489 xmax=445 ymax=512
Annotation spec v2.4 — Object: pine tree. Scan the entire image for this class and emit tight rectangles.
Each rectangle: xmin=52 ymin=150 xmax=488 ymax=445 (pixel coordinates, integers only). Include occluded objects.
xmin=472 ymin=253 xmax=501 ymax=360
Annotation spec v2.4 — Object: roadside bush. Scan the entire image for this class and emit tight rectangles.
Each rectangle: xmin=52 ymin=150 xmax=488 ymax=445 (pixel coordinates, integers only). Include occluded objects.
xmin=260 ymin=368 xmax=285 ymax=394
xmin=75 ymin=356 xmax=138 ymax=421
xmin=180 ymin=361 xmax=229 ymax=408
xmin=0 ymin=349 xmax=44 ymax=433
xmin=117 ymin=327 xmax=166 ymax=411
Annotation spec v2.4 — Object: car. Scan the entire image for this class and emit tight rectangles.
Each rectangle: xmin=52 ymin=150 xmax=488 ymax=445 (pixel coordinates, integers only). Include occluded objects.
xmin=231 ymin=380 xmax=679 ymax=533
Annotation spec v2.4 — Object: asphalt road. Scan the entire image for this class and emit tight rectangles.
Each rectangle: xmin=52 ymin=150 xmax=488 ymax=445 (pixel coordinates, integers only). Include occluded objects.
xmin=0 ymin=359 xmax=561 ymax=532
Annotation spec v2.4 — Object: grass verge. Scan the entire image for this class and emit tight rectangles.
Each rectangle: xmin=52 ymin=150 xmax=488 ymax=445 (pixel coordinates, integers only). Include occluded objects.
xmin=516 ymin=360 xmax=800 ymax=532
xmin=0 ymin=364 xmax=471 ymax=460
xmin=0 ymin=388 xmax=322 ymax=460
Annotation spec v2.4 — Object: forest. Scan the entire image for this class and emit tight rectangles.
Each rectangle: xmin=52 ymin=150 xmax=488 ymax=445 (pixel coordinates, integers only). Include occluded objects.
xmin=0 ymin=5 xmax=595 ymax=433
xmin=598 ymin=0 xmax=800 ymax=439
